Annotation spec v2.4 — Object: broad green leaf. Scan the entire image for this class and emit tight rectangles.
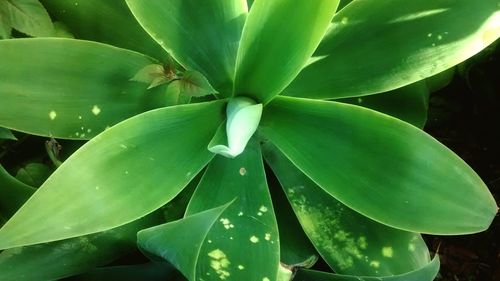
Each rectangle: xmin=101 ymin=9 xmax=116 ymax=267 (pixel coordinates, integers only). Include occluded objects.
xmin=0 ymin=165 xmax=35 ymax=220
xmin=0 ymin=100 xmax=225 ymax=249
xmin=0 ymin=0 xmax=53 ymax=37
xmin=285 ymin=0 xmax=500 ymax=99
xmin=70 ymin=263 xmax=179 ymax=281
xmin=234 ymin=0 xmax=339 ymax=103
xmin=186 ymin=139 xmax=280 ymax=281
xmin=40 ymin=0 xmax=165 ymax=60
xmin=138 ymin=203 xmax=232 ymax=281
xmin=259 ymin=96 xmax=497 ymax=235
xmin=15 ymin=162 xmax=52 ymax=187
xmin=293 ymin=256 xmax=440 ymax=281
xmin=0 ymin=127 xmax=16 ymax=140
xmin=263 ymin=144 xmax=430 ymax=276
xmin=125 ymin=0 xmax=247 ymax=96
xmin=0 ymin=213 xmax=161 ymax=281
xmin=338 ymin=82 xmax=430 ymax=128
xmin=267 ymin=168 xmax=318 ymax=268
xmin=0 ymin=38 xmax=167 ymax=140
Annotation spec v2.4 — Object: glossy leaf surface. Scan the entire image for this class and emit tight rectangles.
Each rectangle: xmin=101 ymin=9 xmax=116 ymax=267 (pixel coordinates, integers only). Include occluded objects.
xmin=0 ymin=213 xmax=161 ymax=281
xmin=0 ymin=38 xmax=166 ymax=139
xmin=40 ymin=0 xmax=165 ymax=59
xmin=294 ymin=256 xmax=440 ymax=281
xmin=263 ymin=144 xmax=430 ymax=276
xmin=186 ymin=139 xmax=280 ymax=281
xmin=138 ymin=203 xmax=231 ymax=281
xmin=234 ymin=0 xmax=339 ymax=103
xmin=0 ymin=100 xmax=225 ymax=249
xmin=285 ymin=0 xmax=500 ymax=99
xmin=338 ymin=82 xmax=430 ymax=128
xmin=0 ymin=0 xmax=53 ymax=37
xmin=259 ymin=96 xmax=497 ymax=234
xmin=126 ymin=0 xmax=247 ymax=96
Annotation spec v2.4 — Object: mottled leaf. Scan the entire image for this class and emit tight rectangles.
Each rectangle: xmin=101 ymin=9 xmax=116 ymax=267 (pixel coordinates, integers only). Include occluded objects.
xmin=259 ymin=96 xmax=497 ymax=234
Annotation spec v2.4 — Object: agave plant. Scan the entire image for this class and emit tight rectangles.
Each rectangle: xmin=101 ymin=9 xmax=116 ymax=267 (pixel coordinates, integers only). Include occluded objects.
xmin=0 ymin=0 xmax=499 ymax=280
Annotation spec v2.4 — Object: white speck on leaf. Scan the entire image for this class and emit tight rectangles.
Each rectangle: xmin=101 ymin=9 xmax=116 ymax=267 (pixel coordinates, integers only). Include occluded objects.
xmin=91 ymin=105 xmax=101 ymax=115
xmin=239 ymin=167 xmax=247 ymax=176
xmin=49 ymin=110 xmax=57 ymax=120
xmin=250 ymin=236 xmax=259 ymax=243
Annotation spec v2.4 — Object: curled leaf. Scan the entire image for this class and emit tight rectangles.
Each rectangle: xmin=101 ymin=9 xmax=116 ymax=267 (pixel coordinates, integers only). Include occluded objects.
xmin=208 ymin=97 xmax=262 ymax=158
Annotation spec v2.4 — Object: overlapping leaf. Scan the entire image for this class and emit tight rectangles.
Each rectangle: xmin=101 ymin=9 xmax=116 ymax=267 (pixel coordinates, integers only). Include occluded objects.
xmin=0 ymin=100 xmax=225 ymax=249
xmin=185 ymin=139 xmax=280 ymax=281
xmin=40 ymin=0 xmax=165 ymax=59
xmin=338 ymin=81 xmax=430 ymax=128
xmin=138 ymin=203 xmax=231 ymax=281
xmin=126 ymin=0 xmax=247 ymax=96
xmin=234 ymin=0 xmax=339 ymax=103
xmin=285 ymin=0 xmax=500 ymax=99
xmin=263 ymin=144 xmax=431 ymax=276
xmin=0 ymin=213 xmax=161 ymax=281
xmin=294 ymin=256 xmax=440 ymax=281
xmin=0 ymin=0 xmax=53 ymax=38
xmin=0 ymin=38 xmax=167 ymax=139
xmin=259 ymin=96 xmax=497 ymax=234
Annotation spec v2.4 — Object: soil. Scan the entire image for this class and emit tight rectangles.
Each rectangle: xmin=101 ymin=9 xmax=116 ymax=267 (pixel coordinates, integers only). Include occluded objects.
xmin=424 ymin=43 xmax=500 ymax=281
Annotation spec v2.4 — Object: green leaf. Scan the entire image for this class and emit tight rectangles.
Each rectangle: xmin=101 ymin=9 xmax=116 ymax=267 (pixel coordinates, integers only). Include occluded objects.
xmin=338 ymin=82 xmax=430 ymax=128
xmin=40 ymin=0 xmax=166 ymax=60
xmin=0 ymin=38 xmax=167 ymax=140
xmin=0 ymin=0 xmax=53 ymax=37
xmin=125 ymin=0 xmax=248 ymax=96
xmin=234 ymin=0 xmax=339 ymax=103
xmin=15 ymin=163 xmax=52 ymax=187
xmin=0 ymin=165 xmax=35 ymax=220
xmin=268 ymin=170 xmax=318 ymax=269
xmin=259 ymin=96 xmax=497 ymax=235
xmin=0 ymin=127 xmax=16 ymax=140
xmin=0 ymin=213 xmax=161 ymax=281
xmin=263 ymin=143 xmax=430 ymax=276
xmin=293 ymin=256 xmax=440 ymax=281
xmin=285 ymin=0 xmax=500 ymax=99
xmin=208 ymin=97 xmax=262 ymax=158
xmin=185 ymin=139 xmax=280 ymax=281
xmin=0 ymin=4 xmax=12 ymax=39
xmin=0 ymin=100 xmax=225 ymax=250
xmin=138 ymin=202 xmax=232 ymax=281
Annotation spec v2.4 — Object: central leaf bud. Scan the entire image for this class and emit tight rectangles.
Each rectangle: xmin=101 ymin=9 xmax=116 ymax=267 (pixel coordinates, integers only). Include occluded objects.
xmin=208 ymin=97 xmax=263 ymax=158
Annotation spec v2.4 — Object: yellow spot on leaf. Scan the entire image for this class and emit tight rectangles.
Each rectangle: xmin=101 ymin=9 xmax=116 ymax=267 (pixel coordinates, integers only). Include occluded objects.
xmin=91 ymin=105 xmax=101 ymax=115
xmin=382 ymin=246 xmax=393 ymax=258
xmin=370 ymin=260 xmax=380 ymax=268
xmin=49 ymin=110 xmax=57 ymax=120
xmin=250 ymin=236 xmax=259 ymax=243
